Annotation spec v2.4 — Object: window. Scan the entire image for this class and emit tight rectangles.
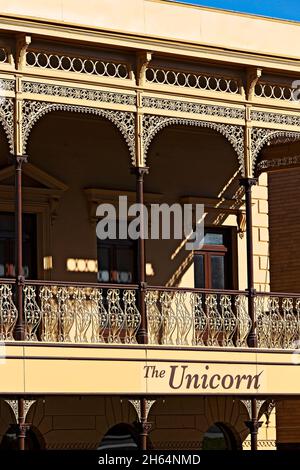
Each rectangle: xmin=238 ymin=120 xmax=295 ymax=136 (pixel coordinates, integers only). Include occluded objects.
xmin=0 ymin=212 xmax=37 ymax=279
xmin=194 ymin=228 xmax=235 ymax=289
xmin=97 ymin=238 xmax=137 ymax=284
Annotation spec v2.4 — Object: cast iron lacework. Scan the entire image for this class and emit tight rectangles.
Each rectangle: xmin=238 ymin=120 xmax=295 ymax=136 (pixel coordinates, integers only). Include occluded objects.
xmin=257 ymin=155 xmax=300 ymax=173
xmin=251 ymin=127 xmax=300 ymax=172
xmin=251 ymin=110 xmax=300 ymax=125
xmin=0 ymin=47 xmax=9 ymax=63
xmin=22 ymin=100 xmax=136 ymax=164
xmin=4 ymin=399 xmax=36 ymax=422
xmin=142 ymin=114 xmax=245 ymax=173
xmin=129 ymin=399 xmax=156 ymax=422
xmin=21 ymin=81 xmax=136 ymax=106
xmin=255 ymin=296 xmax=300 ymax=349
xmin=142 ymin=96 xmax=245 ymax=119
xmin=145 ymin=67 xmax=241 ymax=94
xmin=241 ymin=399 xmax=275 ymax=421
xmin=254 ymin=81 xmax=297 ymax=102
xmin=23 ymin=285 xmax=141 ymax=344
xmin=0 ymin=284 xmax=18 ymax=340
xmin=145 ymin=290 xmax=250 ymax=347
xmin=26 ymin=50 xmax=131 ymax=79
xmin=0 ymin=98 xmax=14 ymax=153
xmin=0 ymin=79 xmax=15 ymax=92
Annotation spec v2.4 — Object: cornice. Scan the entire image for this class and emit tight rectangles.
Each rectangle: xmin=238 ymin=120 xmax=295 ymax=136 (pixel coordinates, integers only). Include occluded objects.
xmin=0 ymin=15 xmax=300 ymax=73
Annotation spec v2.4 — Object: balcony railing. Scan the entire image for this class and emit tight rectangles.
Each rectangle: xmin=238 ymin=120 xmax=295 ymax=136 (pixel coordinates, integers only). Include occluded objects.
xmin=1 ymin=279 xmax=300 ymax=349
xmin=145 ymin=287 xmax=250 ymax=347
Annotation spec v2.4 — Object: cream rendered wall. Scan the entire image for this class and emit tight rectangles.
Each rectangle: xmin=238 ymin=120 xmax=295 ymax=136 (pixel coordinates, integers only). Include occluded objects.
xmin=252 ymin=173 xmax=270 ymax=292
xmin=0 ymin=1 xmax=300 ymax=59
xmin=178 ymin=177 xmax=269 ymax=293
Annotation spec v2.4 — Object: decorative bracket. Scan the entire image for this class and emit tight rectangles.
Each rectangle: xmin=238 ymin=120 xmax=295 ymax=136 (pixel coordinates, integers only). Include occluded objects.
xmin=241 ymin=398 xmax=275 ymax=422
xmin=246 ymin=67 xmax=262 ymax=101
xmin=5 ymin=399 xmax=36 ymax=423
xmin=129 ymin=399 xmax=156 ymax=422
xmin=237 ymin=210 xmax=246 ymax=238
xmin=136 ymin=52 xmax=152 ymax=86
xmin=15 ymin=34 xmax=31 ymax=70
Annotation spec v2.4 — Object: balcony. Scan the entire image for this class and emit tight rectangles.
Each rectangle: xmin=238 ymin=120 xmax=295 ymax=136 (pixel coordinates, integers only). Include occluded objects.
xmin=1 ymin=279 xmax=300 ymax=350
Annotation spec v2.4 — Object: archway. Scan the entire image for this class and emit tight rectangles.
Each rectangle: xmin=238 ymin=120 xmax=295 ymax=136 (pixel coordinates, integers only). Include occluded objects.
xmin=0 ymin=424 xmax=44 ymax=450
xmin=144 ymin=124 xmax=243 ymax=288
xmin=25 ymin=110 xmax=136 ymax=282
xmin=98 ymin=423 xmax=139 ymax=450
xmin=202 ymin=422 xmax=240 ymax=450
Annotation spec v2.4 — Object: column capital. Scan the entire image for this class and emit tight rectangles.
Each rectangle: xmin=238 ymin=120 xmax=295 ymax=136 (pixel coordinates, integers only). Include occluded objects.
xmin=10 ymin=154 xmax=28 ymax=168
xmin=239 ymin=177 xmax=258 ymax=189
xmin=131 ymin=166 xmax=149 ymax=177
xmin=244 ymin=419 xmax=263 ymax=434
xmin=138 ymin=420 xmax=153 ymax=436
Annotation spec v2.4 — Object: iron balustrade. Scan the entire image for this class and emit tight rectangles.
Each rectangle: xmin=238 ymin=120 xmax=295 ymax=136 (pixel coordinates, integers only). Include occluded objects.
xmin=1 ymin=279 xmax=300 ymax=349
xmin=145 ymin=286 xmax=250 ymax=347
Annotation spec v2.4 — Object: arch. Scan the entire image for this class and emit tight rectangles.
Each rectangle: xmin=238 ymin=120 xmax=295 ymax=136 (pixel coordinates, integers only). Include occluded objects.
xmin=0 ymin=98 xmax=14 ymax=153
xmin=252 ymin=127 xmax=300 ymax=173
xmin=142 ymin=114 xmax=245 ymax=174
xmin=98 ymin=423 xmax=139 ymax=450
xmin=202 ymin=422 xmax=242 ymax=450
xmin=0 ymin=424 xmax=45 ymax=450
xmin=22 ymin=100 xmax=136 ymax=164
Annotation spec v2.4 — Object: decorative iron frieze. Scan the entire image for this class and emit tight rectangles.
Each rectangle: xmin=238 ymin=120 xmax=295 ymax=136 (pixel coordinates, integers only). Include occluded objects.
xmin=257 ymin=155 xmax=300 ymax=173
xmin=142 ymin=114 xmax=245 ymax=172
xmin=251 ymin=110 xmax=300 ymax=126
xmin=22 ymin=100 xmax=136 ymax=164
xmin=22 ymin=81 xmax=136 ymax=106
xmin=254 ymin=81 xmax=295 ymax=102
xmin=129 ymin=399 xmax=156 ymax=422
xmin=142 ymin=96 xmax=245 ymax=119
xmin=5 ymin=399 xmax=36 ymax=422
xmin=0 ymin=79 xmax=15 ymax=92
xmin=251 ymin=127 xmax=300 ymax=171
xmin=145 ymin=68 xmax=241 ymax=94
xmin=0 ymin=98 xmax=14 ymax=153
xmin=25 ymin=51 xmax=131 ymax=80
xmin=241 ymin=399 xmax=251 ymax=417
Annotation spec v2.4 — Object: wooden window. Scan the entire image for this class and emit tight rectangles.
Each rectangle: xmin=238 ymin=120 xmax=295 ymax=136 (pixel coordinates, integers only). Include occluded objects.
xmin=0 ymin=212 xmax=37 ymax=279
xmin=97 ymin=237 xmax=137 ymax=284
xmin=194 ymin=228 xmax=236 ymax=289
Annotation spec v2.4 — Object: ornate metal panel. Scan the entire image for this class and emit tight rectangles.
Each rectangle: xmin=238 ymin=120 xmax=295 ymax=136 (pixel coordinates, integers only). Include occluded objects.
xmin=0 ymin=284 xmax=18 ymax=341
xmin=241 ymin=399 xmax=252 ymax=417
xmin=129 ymin=399 xmax=156 ymax=422
xmin=142 ymin=96 xmax=245 ymax=119
xmin=26 ymin=51 xmax=130 ymax=80
xmin=251 ymin=110 xmax=300 ymax=127
xmin=22 ymin=100 xmax=136 ymax=164
xmin=5 ymin=399 xmax=36 ymax=422
xmin=255 ymin=81 xmax=296 ymax=102
xmin=22 ymin=81 xmax=136 ymax=106
xmin=257 ymin=155 xmax=300 ymax=174
xmin=24 ymin=284 xmax=141 ymax=344
xmin=142 ymin=114 xmax=245 ymax=173
xmin=251 ymin=127 xmax=300 ymax=172
xmin=145 ymin=68 xmax=241 ymax=94
xmin=0 ymin=79 xmax=15 ymax=92
xmin=0 ymin=98 xmax=14 ymax=153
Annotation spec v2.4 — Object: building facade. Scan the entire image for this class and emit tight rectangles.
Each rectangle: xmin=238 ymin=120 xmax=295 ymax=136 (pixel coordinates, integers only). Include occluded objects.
xmin=0 ymin=0 xmax=299 ymax=451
